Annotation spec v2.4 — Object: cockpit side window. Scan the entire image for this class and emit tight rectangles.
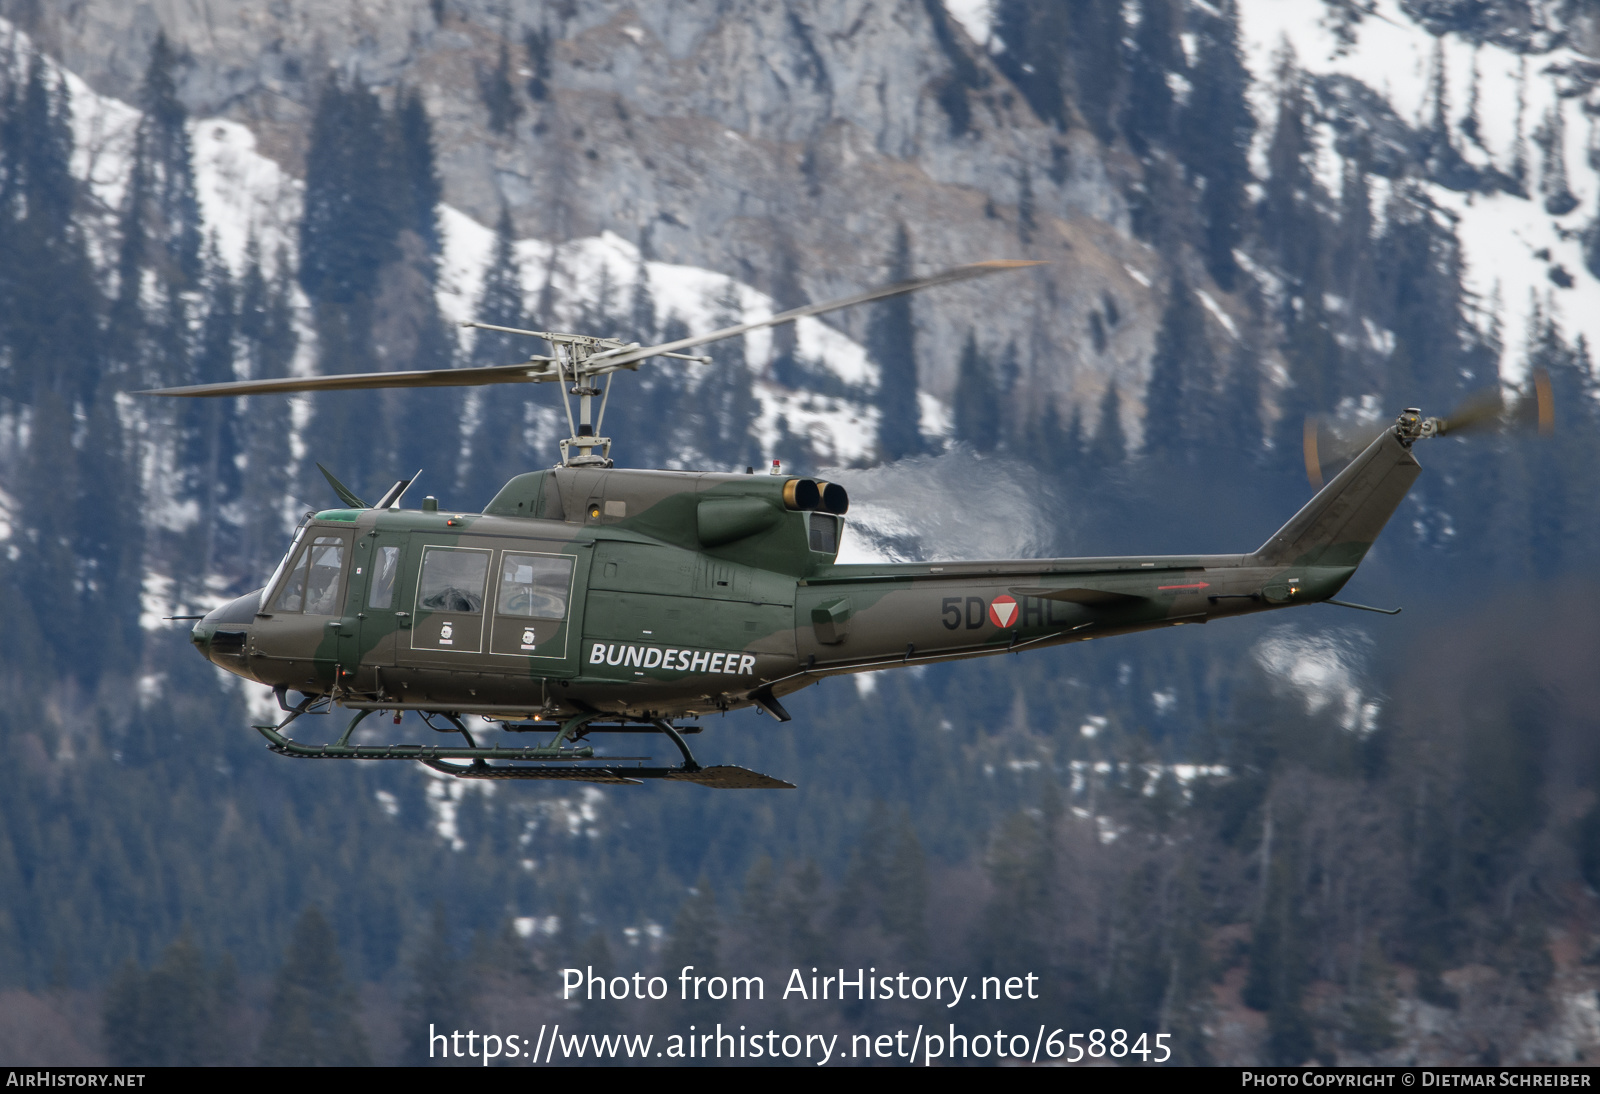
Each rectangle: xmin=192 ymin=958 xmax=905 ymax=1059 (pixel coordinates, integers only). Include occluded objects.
xmin=368 ymin=546 xmax=401 ymax=609
xmin=303 ymin=538 xmax=347 ymax=614
xmin=269 ymin=534 xmax=349 ymax=615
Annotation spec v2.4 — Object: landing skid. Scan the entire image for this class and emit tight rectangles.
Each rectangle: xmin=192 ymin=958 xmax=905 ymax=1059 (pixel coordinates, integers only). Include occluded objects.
xmin=252 ymin=700 xmax=795 ymax=789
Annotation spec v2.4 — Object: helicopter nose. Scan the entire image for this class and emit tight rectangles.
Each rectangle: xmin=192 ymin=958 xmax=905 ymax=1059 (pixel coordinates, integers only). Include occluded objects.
xmin=194 ymin=589 xmax=265 ymax=672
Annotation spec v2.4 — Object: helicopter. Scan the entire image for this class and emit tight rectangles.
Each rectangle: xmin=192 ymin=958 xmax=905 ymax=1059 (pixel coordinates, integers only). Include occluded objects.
xmin=149 ymin=259 xmax=1498 ymax=789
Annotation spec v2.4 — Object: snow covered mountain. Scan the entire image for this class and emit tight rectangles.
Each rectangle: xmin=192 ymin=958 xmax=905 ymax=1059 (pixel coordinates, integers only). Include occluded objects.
xmin=7 ymin=0 xmax=1600 ymax=579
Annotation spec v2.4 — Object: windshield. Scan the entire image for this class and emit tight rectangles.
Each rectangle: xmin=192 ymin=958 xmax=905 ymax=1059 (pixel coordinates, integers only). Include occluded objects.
xmin=265 ymin=532 xmax=350 ymax=615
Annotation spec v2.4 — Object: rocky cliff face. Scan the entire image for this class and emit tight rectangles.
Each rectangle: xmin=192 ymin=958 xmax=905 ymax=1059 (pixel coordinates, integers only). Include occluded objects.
xmin=10 ymin=0 xmax=1600 ymax=452
xmin=7 ymin=0 xmax=1158 ymax=429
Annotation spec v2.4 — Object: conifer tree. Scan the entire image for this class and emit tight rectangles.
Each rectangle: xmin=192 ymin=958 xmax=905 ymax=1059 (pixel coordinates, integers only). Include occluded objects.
xmin=523 ymin=26 xmax=554 ymax=101
xmin=393 ymin=87 xmax=443 ymax=259
xmin=17 ymin=389 xmax=80 ymax=658
xmin=183 ymin=244 xmax=241 ymax=581
xmin=953 ymin=331 xmax=1000 ymax=453
xmin=1068 ymin=0 xmax=1124 ymax=144
xmin=1244 ymin=855 xmax=1314 ymax=1065
xmin=402 ymin=905 xmax=473 ymax=1066
xmin=1262 ymin=56 xmax=1323 ymax=287
xmin=782 ymin=860 xmax=829 ymax=967
xmin=978 ymin=811 xmax=1052 ymax=975
xmin=131 ymin=33 xmax=203 ymax=295
xmin=699 ymin=280 xmax=761 ymax=470
xmin=0 ymin=54 xmax=139 ymax=671
xmin=1017 ymin=166 xmax=1035 ymax=245
xmin=662 ymin=879 xmax=723 ymax=1026
xmin=628 ymin=254 xmax=656 ymax=345
xmin=0 ymin=55 xmax=99 ymax=402
xmin=1034 ymin=400 xmax=1083 ymax=479
xmin=880 ymin=816 xmax=929 ymax=958
xmin=738 ymin=856 xmax=782 ymax=968
xmin=991 ymin=0 xmax=1071 ymax=128
xmin=300 ymin=79 xmax=397 ymax=306
xmin=1088 ymin=381 xmax=1127 ymax=467
xmin=1214 ymin=336 xmax=1264 ymax=463
xmin=1178 ymin=2 xmax=1254 ymax=291
xmin=103 ymin=933 xmax=227 ymax=1066
xmin=1534 ymin=104 xmax=1579 ymax=216
xmin=576 ymin=931 xmax=622 ymax=1030
xmin=300 ymin=78 xmax=455 ymax=499
xmin=1143 ymin=276 xmax=1212 ymax=461
xmin=766 ymin=239 xmax=805 ymax=388
xmin=869 ymin=225 xmax=924 ymax=461
xmin=461 ymin=205 xmax=528 ymax=505
xmin=78 ymin=372 xmax=145 ymax=667
xmin=1332 ymin=141 xmax=1375 ymax=315
xmin=299 ymin=76 xmax=392 ymax=497
xmin=1123 ymin=0 xmax=1179 ymax=154
xmin=238 ymin=242 xmax=297 ymax=573
xmin=106 ymin=35 xmax=202 ymax=398
xmin=480 ymin=40 xmax=523 ymax=136
xmin=258 ymin=907 xmax=371 ymax=1066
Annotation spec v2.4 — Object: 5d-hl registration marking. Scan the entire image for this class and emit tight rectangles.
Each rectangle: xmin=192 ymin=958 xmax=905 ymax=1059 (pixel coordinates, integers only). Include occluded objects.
xmin=941 ymin=595 xmax=1073 ymax=631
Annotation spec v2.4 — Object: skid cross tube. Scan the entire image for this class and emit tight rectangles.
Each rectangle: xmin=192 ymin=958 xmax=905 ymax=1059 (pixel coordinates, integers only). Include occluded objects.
xmin=654 ymin=719 xmax=700 ymax=770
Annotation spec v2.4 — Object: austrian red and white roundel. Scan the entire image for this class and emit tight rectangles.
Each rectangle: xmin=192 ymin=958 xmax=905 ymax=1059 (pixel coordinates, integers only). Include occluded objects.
xmin=989 ymin=594 xmax=1019 ymax=628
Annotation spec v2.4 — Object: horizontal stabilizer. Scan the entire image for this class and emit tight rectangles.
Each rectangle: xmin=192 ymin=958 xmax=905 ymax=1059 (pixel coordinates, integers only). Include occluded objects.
xmin=1009 ymin=586 xmax=1147 ymax=606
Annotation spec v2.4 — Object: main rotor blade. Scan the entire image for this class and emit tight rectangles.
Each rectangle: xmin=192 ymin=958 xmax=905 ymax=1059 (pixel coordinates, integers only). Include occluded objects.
xmin=591 ymin=259 xmax=1044 ymax=371
xmin=134 ymin=260 xmax=1040 ymax=398
xmin=135 ymin=359 xmax=559 ymax=398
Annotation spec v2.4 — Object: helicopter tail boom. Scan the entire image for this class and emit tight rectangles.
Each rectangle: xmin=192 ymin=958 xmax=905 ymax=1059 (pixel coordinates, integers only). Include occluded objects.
xmin=1252 ymin=423 xmax=1421 ymax=569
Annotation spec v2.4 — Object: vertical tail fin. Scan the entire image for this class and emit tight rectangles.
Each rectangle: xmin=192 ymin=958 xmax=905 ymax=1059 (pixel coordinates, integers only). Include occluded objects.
xmin=1252 ymin=428 xmax=1421 ymax=568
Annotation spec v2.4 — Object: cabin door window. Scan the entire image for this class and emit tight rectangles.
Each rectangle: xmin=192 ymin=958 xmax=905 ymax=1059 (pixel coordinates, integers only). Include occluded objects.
xmin=489 ymin=552 xmax=575 ymax=659
xmin=411 ymin=545 xmax=491 ymax=654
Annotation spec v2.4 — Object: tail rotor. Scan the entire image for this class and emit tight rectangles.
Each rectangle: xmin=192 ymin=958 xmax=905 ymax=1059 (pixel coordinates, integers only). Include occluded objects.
xmin=1301 ymin=370 xmax=1554 ymax=489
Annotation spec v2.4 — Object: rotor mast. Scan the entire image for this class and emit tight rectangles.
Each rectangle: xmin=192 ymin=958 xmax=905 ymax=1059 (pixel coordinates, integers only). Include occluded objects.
xmin=465 ymin=325 xmax=712 ymax=468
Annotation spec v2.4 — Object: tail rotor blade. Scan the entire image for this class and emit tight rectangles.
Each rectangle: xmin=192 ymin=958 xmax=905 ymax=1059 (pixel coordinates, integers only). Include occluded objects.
xmin=1303 ymin=416 xmax=1324 ymax=490
xmin=1503 ymin=368 xmax=1555 ymax=437
xmin=1434 ymin=386 xmax=1504 ymax=436
xmin=1535 ymin=367 xmax=1554 ymax=437
xmin=1305 ymin=415 xmax=1387 ymax=487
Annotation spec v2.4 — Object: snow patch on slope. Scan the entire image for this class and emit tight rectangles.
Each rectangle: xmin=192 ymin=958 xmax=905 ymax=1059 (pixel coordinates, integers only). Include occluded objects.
xmin=1236 ymin=0 xmax=1600 ymax=377
xmin=191 ymin=119 xmax=302 ymax=277
xmin=943 ymin=0 xmax=994 ymax=48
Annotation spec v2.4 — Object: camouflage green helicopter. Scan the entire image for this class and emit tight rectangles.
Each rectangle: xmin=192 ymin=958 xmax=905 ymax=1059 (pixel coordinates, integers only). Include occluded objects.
xmin=149 ymin=260 xmax=1500 ymax=789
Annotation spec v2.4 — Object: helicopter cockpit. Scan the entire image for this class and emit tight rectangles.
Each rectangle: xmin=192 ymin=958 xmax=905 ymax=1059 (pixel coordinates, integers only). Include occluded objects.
xmin=266 ymin=534 xmax=349 ymax=615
